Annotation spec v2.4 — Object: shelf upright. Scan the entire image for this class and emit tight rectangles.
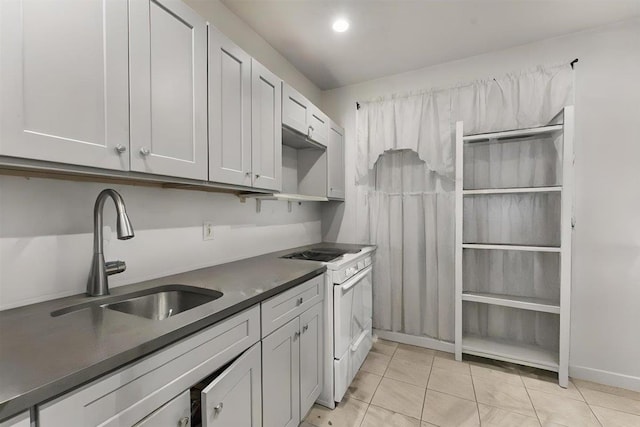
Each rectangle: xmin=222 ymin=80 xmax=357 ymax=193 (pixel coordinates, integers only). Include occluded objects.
xmin=454 ymin=107 xmax=574 ymax=387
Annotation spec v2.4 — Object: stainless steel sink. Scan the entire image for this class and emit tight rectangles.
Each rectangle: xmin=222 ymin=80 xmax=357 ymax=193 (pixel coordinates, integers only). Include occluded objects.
xmin=51 ymin=285 xmax=223 ymax=320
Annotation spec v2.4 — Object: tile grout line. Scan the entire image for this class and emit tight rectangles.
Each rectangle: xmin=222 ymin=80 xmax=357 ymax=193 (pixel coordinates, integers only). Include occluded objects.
xmin=358 ymin=345 xmax=395 ymax=426
xmin=574 ymin=382 xmax=605 ymax=426
xmin=518 ymin=372 xmax=542 ymax=425
xmin=420 ymin=349 xmax=436 ymax=424
xmin=575 ymin=382 xmax=640 ymax=418
xmin=469 ymin=368 xmax=483 ymax=426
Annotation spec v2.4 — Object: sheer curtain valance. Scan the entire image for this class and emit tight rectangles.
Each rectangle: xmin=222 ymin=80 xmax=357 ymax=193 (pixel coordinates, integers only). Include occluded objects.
xmin=356 ymin=63 xmax=574 ymax=183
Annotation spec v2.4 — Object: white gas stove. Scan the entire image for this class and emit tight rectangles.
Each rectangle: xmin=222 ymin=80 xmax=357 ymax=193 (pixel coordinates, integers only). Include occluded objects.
xmin=281 ymin=245 xmax=376 ymax=409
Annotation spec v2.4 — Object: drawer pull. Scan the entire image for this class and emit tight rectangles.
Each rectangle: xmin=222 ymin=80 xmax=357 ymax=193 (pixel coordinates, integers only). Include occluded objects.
xmin=297 ymin=297 xmax=303 ymax=306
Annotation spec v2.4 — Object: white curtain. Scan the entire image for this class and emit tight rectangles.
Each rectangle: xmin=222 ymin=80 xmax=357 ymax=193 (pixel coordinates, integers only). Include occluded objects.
xmin=358 ymin=63 xmax=573 ymax=343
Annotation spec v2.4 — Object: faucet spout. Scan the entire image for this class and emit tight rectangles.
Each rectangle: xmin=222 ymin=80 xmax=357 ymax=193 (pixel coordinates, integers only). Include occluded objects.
xmin=87 ymin=189 xmax=134 ymax=296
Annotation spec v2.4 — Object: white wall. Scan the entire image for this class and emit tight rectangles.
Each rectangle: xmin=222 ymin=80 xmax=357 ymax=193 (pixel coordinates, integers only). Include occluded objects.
xmin=0 ymin=176 xmax=322 ymax=310
xmin=184 ymin=0 xmax=322 ymax=105
xmin=321 ymin=19 xmax=640 ymax=390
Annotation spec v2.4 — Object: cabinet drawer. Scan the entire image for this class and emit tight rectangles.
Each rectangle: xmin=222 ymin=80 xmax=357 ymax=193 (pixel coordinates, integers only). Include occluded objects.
xmin=0 ymin=411 xmax=29 ymax=427
xmin=261 ymin=274 xmax=324 ymax=338
xmin=39 ymin=306 xmax=260 ymax=427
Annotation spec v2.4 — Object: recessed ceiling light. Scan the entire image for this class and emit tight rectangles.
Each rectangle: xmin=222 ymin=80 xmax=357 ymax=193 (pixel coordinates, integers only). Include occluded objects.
xmin=332 ymin=18 xmax=349 ymax=33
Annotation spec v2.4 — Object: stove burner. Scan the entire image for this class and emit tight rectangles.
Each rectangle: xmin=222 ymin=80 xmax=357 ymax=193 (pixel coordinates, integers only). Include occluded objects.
xmin=281 ymin=248 xmax=357 ymax=262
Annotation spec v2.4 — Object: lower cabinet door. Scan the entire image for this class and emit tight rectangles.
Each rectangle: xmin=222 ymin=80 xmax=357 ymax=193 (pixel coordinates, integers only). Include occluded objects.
xmin=201 ymin=342 xmax=262 ymax=427
xmin=299 ymin=301 xmax=323 ymax=417
xmin=262 ymin=317 xmax=300 ymax=427
xmin=134 ymin=390 xmax=190 ymax=427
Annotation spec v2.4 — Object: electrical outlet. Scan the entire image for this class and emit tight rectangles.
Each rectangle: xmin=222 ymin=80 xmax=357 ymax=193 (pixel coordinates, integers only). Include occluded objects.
xmin=203 ymin=221 xmax=215 ymax=240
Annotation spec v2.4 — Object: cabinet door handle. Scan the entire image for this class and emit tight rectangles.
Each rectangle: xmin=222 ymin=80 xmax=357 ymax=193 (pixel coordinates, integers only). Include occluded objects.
xmin=140 ymin=147 xmax=151 ymax=156
xmin=214 ymin=402 xmax=223 ymax=414
xmin=294 ymin=331 xmax=301 ymax=340
xmin=178 ymin=416 xmax=190 ymax=427
xmin=302 ymin=324 xmax=309 ymax=333
xmin=255 ymin=174 xmax=260 ymax=179
xmin=245 ymin=172 xmax=252 ymax=177
xmin=115 ymin=144 xmax=127 ymax=154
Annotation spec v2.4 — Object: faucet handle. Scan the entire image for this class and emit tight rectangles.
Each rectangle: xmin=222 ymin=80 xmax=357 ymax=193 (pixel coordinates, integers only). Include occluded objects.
xmin=105 ymin=260 xmax=127 ymax=276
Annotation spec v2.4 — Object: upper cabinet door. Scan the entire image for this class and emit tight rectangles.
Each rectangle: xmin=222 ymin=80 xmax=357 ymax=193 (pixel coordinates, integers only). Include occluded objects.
xmin=307 ymin=106 xmax=328 ymax=147
xmin=251 ymin=60 xmax=282 ymax=192
xmin=129 ymin=0 xmax=207 ymax=180
xmin=208 ymin=26 xmax=252 ymax=187
xmin=0 ymin=0 xmax=129 ymax=170
xmin=282 ymin=83 xmax=310 ymax=136
xmin=327 ymin=122 xmax=345 ymax=200
xmin=201 ymin=342 xmax=262 ymax=427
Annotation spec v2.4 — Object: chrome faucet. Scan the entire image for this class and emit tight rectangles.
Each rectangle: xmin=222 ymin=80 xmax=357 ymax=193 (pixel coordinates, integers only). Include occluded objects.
xmin=87 ymin=189 xmax=135 ymax=296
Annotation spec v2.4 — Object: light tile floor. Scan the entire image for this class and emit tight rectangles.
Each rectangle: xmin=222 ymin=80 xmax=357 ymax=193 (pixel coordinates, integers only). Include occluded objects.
xmin=302 ymin=339 xmax=640 ymax=427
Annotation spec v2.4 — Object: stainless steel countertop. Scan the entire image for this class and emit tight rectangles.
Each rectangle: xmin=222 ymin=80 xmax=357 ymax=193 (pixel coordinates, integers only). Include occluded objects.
xmin=0 ymin=242 xmax=372 ymax=420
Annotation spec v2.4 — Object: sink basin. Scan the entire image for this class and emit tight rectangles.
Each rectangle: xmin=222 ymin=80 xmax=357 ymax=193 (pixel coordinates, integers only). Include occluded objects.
xmin=51 ymin=285 xmax=223 ymax=320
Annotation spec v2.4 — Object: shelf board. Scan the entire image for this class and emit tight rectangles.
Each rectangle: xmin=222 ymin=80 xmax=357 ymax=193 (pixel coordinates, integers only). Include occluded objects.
xmin=463 ymin=186 xmax=562 ymax=195
xmin=462 ymin=244 xmax=561 ymax=253
xmin=239 ymin=193 xmax=328 ymax=202
xmin=463 ymin=124 xmax=563 ymax=143
xmin=462 ymin=335 xmax=559 ymax=371
xmin=282 ymin=126 xmax=326 ymax=150
xmin=462 ymin=292 xmax=560 ymax=314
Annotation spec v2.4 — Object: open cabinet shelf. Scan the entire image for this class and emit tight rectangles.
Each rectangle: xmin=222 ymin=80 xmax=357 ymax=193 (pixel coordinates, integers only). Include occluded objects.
xmin=462 ymin=292 xmax=560 ymax=314
xmin=462 ymin=124 xmax=563 ymax=143
xmin=463 ymin=186 xmax=562 ymax=195
xmin=454 ymin=106 xmax=574 ymax=387
xmin=462 ymin=335 xmax=559 ymax=372
xmin=462 ymin=244 xmax=561 ymax=253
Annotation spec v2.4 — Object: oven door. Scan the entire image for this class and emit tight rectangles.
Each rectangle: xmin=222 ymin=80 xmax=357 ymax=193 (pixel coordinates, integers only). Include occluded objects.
xmin=333 ymin=265 xmax=373 ymax=358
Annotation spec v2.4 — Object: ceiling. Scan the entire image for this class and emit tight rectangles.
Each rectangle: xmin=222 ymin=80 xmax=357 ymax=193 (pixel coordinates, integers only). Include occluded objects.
xmin=221 ymin=0 xmax=640 ymax=90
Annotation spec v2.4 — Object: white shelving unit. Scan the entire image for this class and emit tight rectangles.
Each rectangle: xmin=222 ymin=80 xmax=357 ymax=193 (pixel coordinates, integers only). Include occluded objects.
xmin=454 ymin=106 xmax=574 ymax=387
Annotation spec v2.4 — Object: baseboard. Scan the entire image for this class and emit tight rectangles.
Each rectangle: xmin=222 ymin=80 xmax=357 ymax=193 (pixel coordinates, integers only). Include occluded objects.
xmin=570 ymin=364 xmax=640 ymax=392
xmin=373 ymin=329 xmax=454 ymax=353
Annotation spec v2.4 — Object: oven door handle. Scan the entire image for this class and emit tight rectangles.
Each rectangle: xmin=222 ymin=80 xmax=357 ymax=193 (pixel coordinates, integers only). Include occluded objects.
xmin=339 ymin=265 xmax=372 ymax=292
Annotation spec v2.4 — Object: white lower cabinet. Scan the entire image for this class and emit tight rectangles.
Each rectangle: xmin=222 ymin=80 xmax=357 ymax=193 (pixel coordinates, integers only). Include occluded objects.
xmin=38 ymin=306 xmax=260 ymax=427
xmin=262 ymin=317 xmax=300 ymax=427
xmin=262 ymin=301 xmax=324 ymax=427
xmin=201 ymin=342 xmax=262 ymax=427
xmin=134 ymin=390 xmax=190 ymax=427
xmin=35 ymin=276 xmax=326 ymax=427
xmin=299 ymin=301 xmax=324 ymax=416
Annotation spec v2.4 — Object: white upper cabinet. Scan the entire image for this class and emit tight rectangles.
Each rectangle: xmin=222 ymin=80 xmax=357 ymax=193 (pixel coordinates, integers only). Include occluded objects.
xmin=0 ymin=0 xmax=130 ymax=170
xmin=282 ymin=83 xmax=327 ymax=147
xmin=308 ymin=106 xmax=328 ymax=147
xmin=208 ymin=26 xmax=252 ymax=187
xmin=251 ymin=59 xmax=282 ymax=191
xmin=327 ymin=121 xmax=345 ymax=200
xmin=129 ymin=0 xmax=208 ymax=180
xmin=282 ymin=83 xmax=310 ymax=137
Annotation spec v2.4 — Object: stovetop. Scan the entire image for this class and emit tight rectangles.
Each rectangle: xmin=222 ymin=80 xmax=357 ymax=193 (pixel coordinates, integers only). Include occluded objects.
xmin=280 ymin=248 xmax=361 ymax=263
